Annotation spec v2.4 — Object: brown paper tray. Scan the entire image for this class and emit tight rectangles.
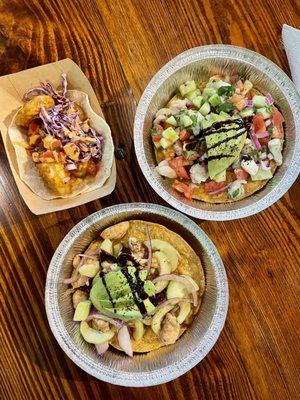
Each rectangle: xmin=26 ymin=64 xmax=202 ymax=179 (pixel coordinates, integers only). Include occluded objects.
xmin=0 ymin=59 xmax=116 ymax=215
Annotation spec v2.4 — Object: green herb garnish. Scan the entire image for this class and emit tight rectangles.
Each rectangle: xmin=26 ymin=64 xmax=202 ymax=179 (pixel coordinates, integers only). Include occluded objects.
xmin=216 ymin=102 xmax=235 ymax=113
xmin=217 ymin=85 xmax=235 ymax=96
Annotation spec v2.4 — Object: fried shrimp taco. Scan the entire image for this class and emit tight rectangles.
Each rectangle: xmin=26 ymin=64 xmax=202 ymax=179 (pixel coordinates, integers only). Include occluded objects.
xmin=9 ymin=74 xmax=114 ymax=199
xmin=64 ymin=220 xmax=205 ymax=356
xmin=151 ymin=75 xmax=285 ymax=203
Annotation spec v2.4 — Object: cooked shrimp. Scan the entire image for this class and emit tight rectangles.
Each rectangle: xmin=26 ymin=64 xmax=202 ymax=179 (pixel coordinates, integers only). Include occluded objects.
xmin=159 ymin=313 xmax=180 ymax=345
xmin=72 ymin=290 xmax=88 ymax=308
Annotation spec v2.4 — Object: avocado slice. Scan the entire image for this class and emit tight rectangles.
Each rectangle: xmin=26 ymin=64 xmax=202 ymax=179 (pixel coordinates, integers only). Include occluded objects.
xmin=205 ymin=117 xmax=247 ymax=179
xmin=90 ymin=267 xmax=156 ymax=322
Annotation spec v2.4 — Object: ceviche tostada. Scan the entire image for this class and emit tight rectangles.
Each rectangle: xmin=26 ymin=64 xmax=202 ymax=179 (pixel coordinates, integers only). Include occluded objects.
xmin=151 ymin=75 xmax=285 ymax=203
xmin=64 ymin=220 xmax=205 ymax=356
xmin=9 ymin=74 xmax=114 ymax=199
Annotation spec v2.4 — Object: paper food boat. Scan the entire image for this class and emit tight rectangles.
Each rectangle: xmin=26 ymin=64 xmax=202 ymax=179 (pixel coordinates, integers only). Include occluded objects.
xmin=0 ymin=59 xmax=116 ymax=214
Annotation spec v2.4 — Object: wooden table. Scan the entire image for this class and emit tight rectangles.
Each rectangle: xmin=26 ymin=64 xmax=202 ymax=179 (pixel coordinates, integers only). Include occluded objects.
xmin=0 ymin=1 xmax=299 ymax=399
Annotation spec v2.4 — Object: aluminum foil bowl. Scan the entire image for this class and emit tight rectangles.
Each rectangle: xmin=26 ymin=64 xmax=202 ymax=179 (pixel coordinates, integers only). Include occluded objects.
xmin=134 ymin=45 xmax=300 ymax=220
xmin=45 ymin=203 xmax=228 ymax=386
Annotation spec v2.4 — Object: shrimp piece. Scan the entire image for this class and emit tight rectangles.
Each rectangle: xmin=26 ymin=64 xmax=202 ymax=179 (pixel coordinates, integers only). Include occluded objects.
xmin=159 ymin=313 xmax=180 ymax=345
xmin=72 ymin=290 xmax=88 ymax=308
xmin=100 ymin=221 xmax=129 ymax=240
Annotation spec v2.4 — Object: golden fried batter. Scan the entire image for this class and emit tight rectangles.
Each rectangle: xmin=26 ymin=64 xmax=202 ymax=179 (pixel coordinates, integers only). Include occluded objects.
xmin=15 ymin=95 xmax=55 ymax=127
xmin=36 ymin=162 xmax=81 ymax=196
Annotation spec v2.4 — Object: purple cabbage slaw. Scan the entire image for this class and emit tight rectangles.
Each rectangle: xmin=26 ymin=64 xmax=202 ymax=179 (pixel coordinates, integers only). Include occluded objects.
xmin=23 ymin=74 xmax=104 ymax=163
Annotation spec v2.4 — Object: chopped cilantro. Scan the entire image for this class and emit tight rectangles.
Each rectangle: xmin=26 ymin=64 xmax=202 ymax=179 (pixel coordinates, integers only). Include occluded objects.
xmin=217 ymin=85 xmax=235 ymax=96
xmin=216 ymin=102 xmax=235 ymax=113
xmin=232 ymin=188 xmax=240 ymax=198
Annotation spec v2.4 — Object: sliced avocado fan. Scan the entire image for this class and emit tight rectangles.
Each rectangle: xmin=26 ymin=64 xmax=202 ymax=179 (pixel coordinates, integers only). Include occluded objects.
xmin=203 ymin=114 xmax=247 ymax=179
xmin=90 ymin=267 xmax=156 ymax=322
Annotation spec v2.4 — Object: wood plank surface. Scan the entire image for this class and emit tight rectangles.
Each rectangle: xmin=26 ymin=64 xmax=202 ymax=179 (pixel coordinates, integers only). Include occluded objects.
xmin=0 ymin=0 xmax=299 ymax=399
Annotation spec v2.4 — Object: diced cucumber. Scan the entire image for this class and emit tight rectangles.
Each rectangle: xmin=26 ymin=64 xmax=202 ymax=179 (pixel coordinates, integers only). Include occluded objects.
xmin=213 ymin=170 xmax=226 ymax=182
xmin=239 ymin=107 xmax=255 ymax=118
xmin=208 ymin=113 xmax=224 ymax=123
xmin=253 ymin=95 xmax=268 ymax=108
xmin=166 ymin=280 xmax=187 ymax=299
xmin=219 ymin=111 xmax=231 ymax=120
xmin=73 ymin=300 xmax=91 ymax=322
xmin=192 ymin=95 xmax=203 ymax=108
xmin=203 ymin=87 xmax=217 ymax=99
xmin=152 ymin=135 xmax=162 ymax=149
xmin=179 ymin=80 xmax=197 ymax=97
xmin=185 ymin=89 xmax=201 ymax=101
xmin=160 ymin=138 xmax=170 ymax=149
xmin=154 ymin=251 xmax=171 ymax=293
xmin=201 ymin=119 xmax=212 ymax=130
xmin=179 ymin=114 xmax=193 ymax=128
xmin=79 ymin=261 xmax=100 ymax=278
xmin=199 ymin=102 xmax=211 ymax=116
xmin=100 ymin=238 xmax=113 ymax=254
xmin=251 ymin=168 xmax=273 ymax=181
xmin=165 ymin=115 xmax=178 ymax=126
xmin=177 ymin=303 xmax=191 ymax=324
xmin=132 ymin=320 xmax=144 ymax=341
xmin=151 ymin=304 xmax=175 ymax=335
xmin=256 ymin=107 xmax=271 ymax=119
xmin=209 ymin=94 xmax=221 ymax=107
xmin=80 ymin=321 xmax=115 ymax=344
xmin=160 ymin=127 xmax=179 ymax=148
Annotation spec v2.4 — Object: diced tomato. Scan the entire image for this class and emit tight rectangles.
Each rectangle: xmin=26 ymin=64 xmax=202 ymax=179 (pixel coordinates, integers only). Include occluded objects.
xmin=161 ymin=121 xmax=173 ymax=130
xmin=253 ymin=113 xmax=266 ymax=133
xmin=272 ymin=107 xmax=284 ymax=125
xmin=179 ymin=130 xmax=190 ymax=141
xmin=172 ymin=180 xmax=193 ymax=199
xmin=42 ymin=150 xmax=53 ymax=158
xmin=246 ymin=91 xmax=253 ymax=100
xmin=152 ymin=135 xmax=161 ymax=143
xmin=204 ymin=181 xmax=227 ymax=193
xmin=235 ymin=80 xmax=244 ymax=92
xmin=235 ymin=99 xmax=246 ymax=111
xmin=259 ymin=137 xmax=270 ymax=146
xmin=229 ymin=94 xmax=243 ymax=104
xmin=164 ymin=147 xmax=175 ymax=161
xmin=28 ymin=120 xmax=40 ymax=136
xmin=234 ymin=168 xmax=250 ymax=181
xmin=59 ymin=152 xmax=67 ymax=163
xmin=87 ymin=160 xmax=99 ymax=176
xmin=168 ymin=156 xmax=190 ymax=179
xmin=51 ymin=139 xmax=62 ymax=149
xmin=155 ymin=124 xmax=164 ymax=134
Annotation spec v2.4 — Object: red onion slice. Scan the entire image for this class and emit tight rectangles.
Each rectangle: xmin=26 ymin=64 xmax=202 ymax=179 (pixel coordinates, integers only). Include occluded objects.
xmin=95 ymin=342 xmax=109 ymax=356
xmin=87 ymin=311 xmax=123 ymax=329
xmin=256 ymin=131 xmax=269 ymax=139
xmin=249 ymin=126 xmax=261 ymax=150
xmin=66 ymin=163 xmax=77 ymax=171
xmin=153 ymin=298 xmax=193 ymax=313
xmin=63 ymin=249 xmax=99 ymax=284
xmin=246 ymin=99 xmax=253 ymax=107
xmin=117 ymin=326 xmax=133 ymax=357
xmin=265 ymin=119 xmax=272 ymax=127
xmin=152 ymin=274 xmax=198 ymax=306
xmin=265 ymin=93 xmax=274 ymax=106
xmin=208 ymin=184 xmax=230 ymax=196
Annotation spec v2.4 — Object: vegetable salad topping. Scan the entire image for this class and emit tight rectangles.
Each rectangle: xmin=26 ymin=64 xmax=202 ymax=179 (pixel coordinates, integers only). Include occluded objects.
xmin=152 ymin=75 xmax=284 ymax=201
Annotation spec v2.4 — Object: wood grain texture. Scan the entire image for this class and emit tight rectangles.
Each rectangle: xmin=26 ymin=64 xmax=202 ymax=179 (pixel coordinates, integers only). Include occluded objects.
xmin=0 ymin=0 xmax=299 ymax=399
